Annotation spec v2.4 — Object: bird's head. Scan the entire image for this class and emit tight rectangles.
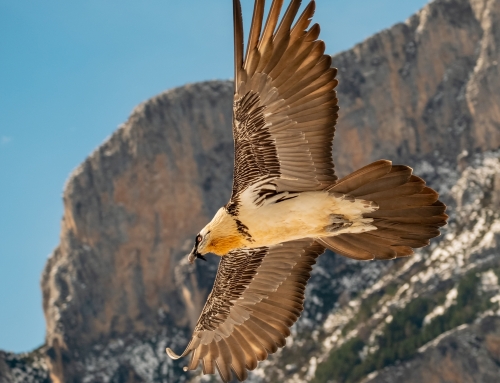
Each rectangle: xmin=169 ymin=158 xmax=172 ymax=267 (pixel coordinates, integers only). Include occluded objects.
xmin=187 ymin=207 xmax=246 ymax=264
xmin=187 ymin=228 xmax=211 ymax=264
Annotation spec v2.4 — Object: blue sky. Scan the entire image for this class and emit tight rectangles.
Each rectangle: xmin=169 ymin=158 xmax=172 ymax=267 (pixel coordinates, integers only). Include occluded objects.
xmin=0 ymin=0 xmax=428 ymax=353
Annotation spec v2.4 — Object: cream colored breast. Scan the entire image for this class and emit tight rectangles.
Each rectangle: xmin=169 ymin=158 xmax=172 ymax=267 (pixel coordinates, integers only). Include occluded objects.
xmin=238 ymin=191 xmax=332 ymax=246
xmin=238 ymin=189 xmax=378 ymax=248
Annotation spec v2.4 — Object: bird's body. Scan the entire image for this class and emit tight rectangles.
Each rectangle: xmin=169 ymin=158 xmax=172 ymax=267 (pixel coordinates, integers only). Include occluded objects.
xmin=205 ymin=189 xmax=378 ymax=255
xmin=167 ymin=1 xmax=448 ymax=381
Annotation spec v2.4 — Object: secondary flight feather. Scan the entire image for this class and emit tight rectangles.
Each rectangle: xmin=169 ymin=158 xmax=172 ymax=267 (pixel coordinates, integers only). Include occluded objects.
xmin=166 ymin=1 xmax=448 ymax=381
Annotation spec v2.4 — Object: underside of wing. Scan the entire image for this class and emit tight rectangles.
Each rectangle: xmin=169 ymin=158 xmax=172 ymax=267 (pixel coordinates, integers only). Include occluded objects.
xmin=228 ymin=0 xmax=339 ymax=211
xmin=166 ymin=239 xmax=325 ymax=382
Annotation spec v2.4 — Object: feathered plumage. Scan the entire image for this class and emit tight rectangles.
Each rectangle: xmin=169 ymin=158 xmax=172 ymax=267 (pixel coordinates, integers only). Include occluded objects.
xmin=167 ymin=1 xmax=447 ymax=381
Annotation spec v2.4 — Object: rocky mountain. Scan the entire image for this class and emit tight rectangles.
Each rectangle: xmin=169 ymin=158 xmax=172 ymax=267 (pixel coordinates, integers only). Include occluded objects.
xmin=41 ymin=81 xmax=236 ymax=383
xmin=2 ymin=0 xmax=499 ymax=382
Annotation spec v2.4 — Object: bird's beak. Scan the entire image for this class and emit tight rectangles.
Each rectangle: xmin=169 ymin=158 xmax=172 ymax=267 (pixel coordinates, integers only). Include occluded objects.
xmin=187 ymin=246 xmax=207 ymax=264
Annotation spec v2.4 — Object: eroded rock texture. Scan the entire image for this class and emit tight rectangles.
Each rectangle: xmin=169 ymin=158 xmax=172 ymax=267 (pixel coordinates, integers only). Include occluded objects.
xmin=2 ymin=0 xmax=497 ymax=382
xmin=0 ymin=348 xmax=50 ymax=383
xmin=41 ymin=81 xmax=234 ymax=382
xmin=332 ymin=0 xmax=500 ymax=174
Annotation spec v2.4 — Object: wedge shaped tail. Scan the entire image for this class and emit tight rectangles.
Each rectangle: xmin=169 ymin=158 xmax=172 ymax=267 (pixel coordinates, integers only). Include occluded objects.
xmin=319 ymin=160 xmax=448 ymax=260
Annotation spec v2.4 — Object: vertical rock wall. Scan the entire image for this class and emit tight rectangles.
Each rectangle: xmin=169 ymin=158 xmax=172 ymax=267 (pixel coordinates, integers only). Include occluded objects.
xmin=41 ymin=82 xmax=234 ymax=382
xmin=332 ymin=0 xmax=499 ymax=174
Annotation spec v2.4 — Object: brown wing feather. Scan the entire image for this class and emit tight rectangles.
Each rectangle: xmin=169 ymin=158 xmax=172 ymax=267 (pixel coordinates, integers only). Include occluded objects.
xmin=166 ymin=239 xmax=325 ymax=382
xmin=228 ymin=0 xmax=339 ymax=211
xmin=245 ymin=0 xmax=265 ymax=69
xmin=233 ymin=0 xmax=244 ymax=90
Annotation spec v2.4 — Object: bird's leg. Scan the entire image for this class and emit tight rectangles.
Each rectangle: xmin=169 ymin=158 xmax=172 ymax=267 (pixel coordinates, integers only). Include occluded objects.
xmin=324 ymin=214 xmax=352 ymax=232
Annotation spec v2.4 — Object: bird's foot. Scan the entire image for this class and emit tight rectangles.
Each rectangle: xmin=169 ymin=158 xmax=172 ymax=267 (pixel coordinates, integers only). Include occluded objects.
xmin=324 ymin=214 xmax=352 ymax=232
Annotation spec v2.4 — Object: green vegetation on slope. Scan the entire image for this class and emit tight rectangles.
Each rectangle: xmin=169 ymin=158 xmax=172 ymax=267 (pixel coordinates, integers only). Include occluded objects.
xmin=341 ymin=284 xmax=399 ymax=337
xmin=312 ymin=338 xmax=365 ymax=383
xmin=312 ymin=271 xmax=495 ymax=383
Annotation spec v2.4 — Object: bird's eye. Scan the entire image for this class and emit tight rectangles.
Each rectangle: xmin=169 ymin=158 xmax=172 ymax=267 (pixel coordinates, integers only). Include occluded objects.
xmin=196 ymin=235 xmax=202 ymax=243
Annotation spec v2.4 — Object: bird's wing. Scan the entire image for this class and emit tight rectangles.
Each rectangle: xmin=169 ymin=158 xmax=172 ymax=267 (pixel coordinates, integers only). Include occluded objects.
xmin=166 ymin=239 xmax=325 ymax=382
xmin=228 ymin=0 xmax=339 ymax=212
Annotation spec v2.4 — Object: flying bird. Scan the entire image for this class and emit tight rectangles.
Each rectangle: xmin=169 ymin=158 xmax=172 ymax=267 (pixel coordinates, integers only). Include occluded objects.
xmin=167 ymin=0 xmax=447 ymax=381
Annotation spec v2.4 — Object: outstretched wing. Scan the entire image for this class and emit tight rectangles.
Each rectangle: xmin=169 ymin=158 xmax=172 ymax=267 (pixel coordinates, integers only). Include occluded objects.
xmin=166 ymin=239 xmax=325 ymax=382
xmin=228 ymin=0 xmax=339 ymax=213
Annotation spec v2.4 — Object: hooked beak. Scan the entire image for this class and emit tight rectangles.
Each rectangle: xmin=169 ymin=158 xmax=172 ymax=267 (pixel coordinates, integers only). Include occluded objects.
xmin=187 ymin=246 xmax=207 ymax=264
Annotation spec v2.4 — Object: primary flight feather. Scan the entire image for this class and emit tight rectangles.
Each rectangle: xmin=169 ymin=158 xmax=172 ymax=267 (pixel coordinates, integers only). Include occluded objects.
xmin=166 ymin=1 xmax=447 ymax=381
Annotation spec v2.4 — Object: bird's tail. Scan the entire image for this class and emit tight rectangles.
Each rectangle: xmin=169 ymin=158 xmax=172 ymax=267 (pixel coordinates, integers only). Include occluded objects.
xmin=318 ymin=160 xmax=447 ymax=260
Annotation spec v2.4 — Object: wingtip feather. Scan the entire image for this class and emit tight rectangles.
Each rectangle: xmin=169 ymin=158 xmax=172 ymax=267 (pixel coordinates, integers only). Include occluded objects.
xmin=233 ymin=0 xmax=244 ymax=90
xmin=166 ymin=347 xmax=182 ymax=360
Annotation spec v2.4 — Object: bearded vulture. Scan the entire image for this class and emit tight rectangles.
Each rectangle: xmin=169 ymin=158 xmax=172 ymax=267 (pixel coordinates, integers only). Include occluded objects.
xmin=166 ymin=1 xmax=447 ymax=381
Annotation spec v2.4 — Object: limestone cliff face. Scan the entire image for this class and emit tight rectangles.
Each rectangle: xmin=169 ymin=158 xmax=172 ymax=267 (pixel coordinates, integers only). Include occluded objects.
xmin=41 ymin=81 xmax=234 ymax=382
xmin=33 ymin=0 xmax=500 ymax=382
xmin=332 ymin=0 xmax=500 ymax=174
